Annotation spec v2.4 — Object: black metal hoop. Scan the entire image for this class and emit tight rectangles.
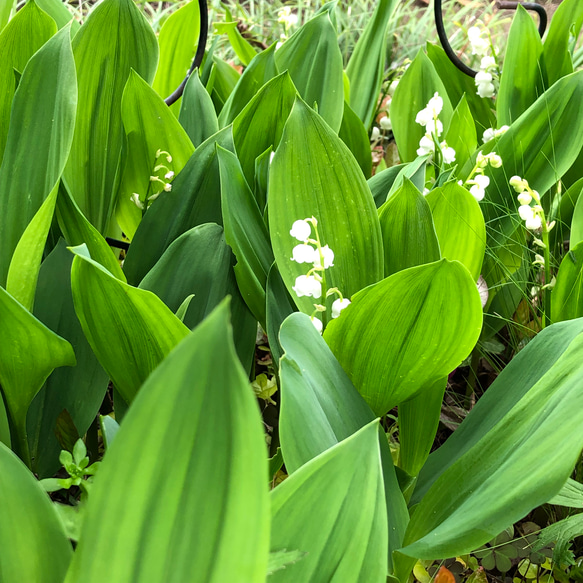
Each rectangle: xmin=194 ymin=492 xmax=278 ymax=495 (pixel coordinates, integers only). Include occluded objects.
xmin=434 ymin=0 xmax=548 ymax=79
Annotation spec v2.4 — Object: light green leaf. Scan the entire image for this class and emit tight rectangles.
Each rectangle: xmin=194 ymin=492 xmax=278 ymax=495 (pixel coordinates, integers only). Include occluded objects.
xmin=70 ymin=245 xmax=189 ymax=405
xmin=552 ymin=241 xmax=583 ymax=322
xmin=219 ymin=43 xmax=278 ymax=127
xmin=214 ymin=20 xmax=256 ymax=66
xmin=368 ymin=163 xmax=406 ymax=207
xmin=270 ymin=421 xmax=387 ymax=583
xmin=426 ymin=181 xmax=486 ymax=281
xmin=275 ymin=12 xmax=344 ymax=132
xmin=269 ymin=97 xmax=384 ymax=318
xmin=324 ymin=259 xmax=482 ymax=415
xmin=232 ymin=71 xmax=297 ymax=186
xmin=0 ymin=0 xmax=56 ymax=165
xmin=64 ymin=302 xmax=269 ymax=583
xmin=117 ymin=69 xmax=194 ymax=239
xmin=218 ymin=146 xmax=273 ymax=326
xmin=0 ymin=285 xmax=75 ymax=465
xmin=390 ymin=49 xmax=453 ymax=163
xmin=6 ymin=183 xmax=58 ymax=311
xmin=497 ymin=5 xmax=545 ymax=126
xmin=402 ymin=319 xmax=583 ymax=559
xmin=548 ymin=478 xmax=583 ymax=508
xmin=179 ymin=69 xmax=219 ymax=147
xmin=152 ymin=0 xmax=199 ymax=114
xmin=345 ymin=0 xmax=397 ymax=128
xmin=378 ymin=178 xmax=440 ymax=277
xmin=0 ymin=442 xmax=72 ymax=582
xmin=209 ymin=56 xmax=240 ymax=112
xmin=338 ymin=100 xmax=373 ymax=178
xmin=266 ymin=263 xmax=296 ymax=367
xmin=0 ymin=0 xmax=13 ymax=31
xmin=36 ymin=0 xmax=76 ymax=31
xmin=64 ymin=0 xmax=158 ymax=233
xmin=444 ymin=95 xmax=477 ymax=171
xmin=0 ymin=24 xmax=76 ymax=286
xmin=571 ymin=179 xmax=583 ymax=248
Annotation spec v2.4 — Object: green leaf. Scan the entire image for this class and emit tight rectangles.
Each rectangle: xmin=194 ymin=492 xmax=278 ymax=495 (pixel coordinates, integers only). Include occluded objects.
xmin=552 ymin=241 xmax=583 ymax=322
xmin=425 ymin=182 xmax=486 ymax=281
xmin=64 ymin=302 xmax=269 ymax=583
xmin=390 ymin=49 xmax=453 ymax=163
xmin=266 ymin=263 xmax=296 ymax=367
xmin=99 ymin=415 xmax=119 ymax=450
xmin=542 ymin=0 xmax=583 ymax=86
xmin=548 ymin=478 xmax=583 ymax=508
xmin=368 ymin=164 xmax=406 ymax=207
xmin=407 ymin=318 xmax=583 ymax=558
xmin=218 ymin=43 xmax=278 ymax=127
xmin=338 ymin=100 xmax=373 ymax=178
xmin=444 ymin=95 xmax=477 ymax=171
xmin=117 ymin=70 xmax=195 ymax=239
xmin=218 ymin=146 xmax=274 ymax=326
xmin=269 ymin=97 xmax=384 ymax=317
xmin=0 ymin=285 xmax=75 ymax=465
xmin=0 ymin=442 xmax=72 ymax=582
xmin=378 ymin=178 xmax=440 ymax=277
xmin=497 ymin=5 xmax=545 ymax=126
xmin=533 ymin=513 xmax=583 ymax=567
xmin=0 ymin=0 xmax=13 ymax=31
xmin=0 ymin=0 xmax=56 ymax=165
xmin=0 ymin=24 xmax=76 ymax=286
xmin=323 ymin=259 xmax=482 ymax=415
xmin=63 ymin=0 xmax=158 ymax=233
xmin=70 ymin=245 xmax=189 ymax=405
xmin=6 ymin=183 xmax=58 ymax=311
xmin=36 ymin=0 xmax=77 ymax=31
xmin=123 ymin=127 xmax=234 ymax=285
xmin=571 ymin=179 xmax=583 ymax=248
xmin=270 ymin=421 xmax=387 ymax=582
xmin=179 ymin=69 xmax=219 ymax=147
xmin=27 ymin=240 xmax=109 ymax=477
xmin=138 ymin=223 xmax=256 ymax=373
xmin=345 ymin=0 xmax=397 ymax=128
xmin=232 ymin=71 xmax=297 ymax=187
xmin=152 ymin=0 xmax=200 ymax=114
xmin=214 ymin=20 xmax=256 ymax=66
xmin=275 ymin=12 xmax=344 ymax=132
xmin=209 ymin=56 xmax=240 ymax=112
xmin=56 ymin=185 xmax=126 ymax=281
xmin=267 ymin=549 xmax=307 ymax=575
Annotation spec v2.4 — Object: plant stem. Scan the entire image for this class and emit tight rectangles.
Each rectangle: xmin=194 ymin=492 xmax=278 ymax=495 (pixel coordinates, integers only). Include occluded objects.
xmin=541 ymin=219 xmax=551 ymax=328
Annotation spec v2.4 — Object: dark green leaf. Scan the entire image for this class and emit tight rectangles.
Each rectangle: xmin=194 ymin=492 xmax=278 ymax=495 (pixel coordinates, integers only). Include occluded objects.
xmin=179 ymin=69 xmax=219 ymax=147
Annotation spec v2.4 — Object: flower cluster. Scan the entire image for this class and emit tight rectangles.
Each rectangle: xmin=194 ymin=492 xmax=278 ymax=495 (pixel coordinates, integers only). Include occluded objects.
xmin=482 ymin=125 xmax=509 ymax=144
xmin=510 ymin=176 xmax=544 ymax=231
xmin=461 ymin=150 xmax=502 ymax=202
xmin=415 ymin=92 xmax=456 ymax=165
xmin=290 ymin=217 xmax=351 ymax=333
xmin=468 ymin=25 xmax=500 ymax=98
xmin=131 ymin=149 xmax=174 ymax=211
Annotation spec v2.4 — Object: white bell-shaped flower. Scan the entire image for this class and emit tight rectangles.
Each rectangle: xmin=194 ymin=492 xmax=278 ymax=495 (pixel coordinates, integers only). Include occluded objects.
xmin=291 ymin=244 xmax=317 ymax=264
xmin=331 ymin=298 xmax=351 ymax=319
xmin=290 ymin=219 xmax=312 ymax=242
xmin=292 ymin=275 xmax=322 ymax=298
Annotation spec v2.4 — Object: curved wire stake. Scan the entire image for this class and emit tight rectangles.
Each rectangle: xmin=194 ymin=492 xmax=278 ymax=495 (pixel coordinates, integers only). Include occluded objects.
xmin=434 ymin=0 xmax=548 ymax=79
xmin=164 ymin=0 xmax=209 ymax=106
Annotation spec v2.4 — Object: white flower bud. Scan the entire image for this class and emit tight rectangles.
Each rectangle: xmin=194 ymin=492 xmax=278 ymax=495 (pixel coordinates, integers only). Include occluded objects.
xmin=379 ymin=116 xmax=392 ymax=131
xmin=417 ymin=134 xmax=435 ymax=157
xmin=525 ymin=214 xmax=542 ymax=230
xmin=290 ymin=219 xmax=311 ymax=242
xmin=441 ymin=144 xmax=456 ymax=164
xmin=310 ymin=316 xmax=323 ymax=334
xmin=480 ymin=56 xmax=496 ymax=70
xmin=371 ymin=127 xmax=381 ymax=140
xmin=509 ymin=176 xmax=527 ymax=192
xmin=163 ymin=183 xmax=172 ymax=192
xmin=517 ymin=192 xmax=532 ymax=205
xmin=165 ymin=171 xmax=175 ymax=180
xmin=130 ymin=193 xmax=144 ymax=210
xmin=476 ymin=81 xmax=495 ymax=98
xmin=426 ymin=118 xmax=443 ymax=137
xmin=331 ymin=298 xmax=351 ymax=319
xmin=470 ymin=184 xmax=486 ymax=201
xmin=518 ymin=204 xmax=534 ymax=221
xmin=488 ymin=153 xmax=502 ymax=168
xmin=482 ymin=128 xmax=495 ymax=143
xmin=291 ymin=244 xmax=317 ymax=264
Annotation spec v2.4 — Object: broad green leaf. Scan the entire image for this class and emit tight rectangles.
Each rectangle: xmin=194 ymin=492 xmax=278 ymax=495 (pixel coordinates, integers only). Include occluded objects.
xmin=426 ymin=182 xmax=486 ymax=281
xmin=6 ymin=183 xmax=58 ymax=311
xmin=232 ymin=71 xmax=297 ymax=186
xmin=70 ymin=245 xmax=189 ymax=405
xmin=117 ymin=70 xmax=195 ymax=239
xmin=444 ymin=95 xmax=477 ymax=171
xmin=378 ymin=178 xmax=440 ymax=277
xmin=209 ymin=56 xmax=240 ymax=112
xmin=552 ymin=241 xmax=583 ymax=322
xmin=401 ymin=319 xmax=583 ymax=559
xmin=0 ymin=24 xmax=76 ymax=286
xmin=0 ymin=0 xmax=12 ymax=31
xmin=0 ymin=398 xmax=9 ymax=447
xmin=0 ymin=0 xmax=56 ymax=165
xmin=0 ymin=442 xmax=72 ymax=582
xmin=99 ymin=415 xmax=119 ymax=450
xmin=36 ymin=0 xmax=77 ymax=31
xmin=324 ymin=259 xmax=482 ymax=415
xmin=123 ymin=127 xmax=234 ymax=285
xmin=345 ymin=0 xmax=397 ymax=128
xmin=138 ymin=223 xmax=256 ymax=373
xmin=27 ymin=241 xmax=109 ymax=477
xmin=549 ymin=478 xmax=583 ymax=508
xmin=542 ymin=0 xmax=583 ymax=86
xmin=368 ymin=163 xmax=406 ymax=207
xmin=391 ymin=49 xmax=453 ymax=163
xmin=275 ymin=12 xmax=344 ymax=132
xmin=152 ymin=0 xmax=200 ymax=114
xmin=497 ymin=5 xmax=545 ymax=126
xmin=338 ymin=100 xmax=373 ymax=178
xmin=56 ymin=185 xmax=126 ymax=281
xmin=278 ymin=312 xmax=409 ymax=569
xmin=64 ymin=302 xmax=269 ymax=583
xmin=0 ymin=285 xmax=75 ymax=465
xmin=269 ymin=98 xmax=384 ymax=319
xmin=571 ymin=180 xmax=583 ymax=248
xmin=426 ymin=43 xmax=495 ymax=137
xmin=387 ymin=156 xmax=429 ymax=200
xmin=218 ymin=43 xmax=278 ymax=127
xmin=218 ymin=146 xmax=273 ymax=325
xmin=398 ymin=377 xmax=446 ymax=477
xmin=214 ymin=20 xmax=256 ymax=66
xmin=266 ymin=263 xmax=296 ymax=367
xmin=64 ymin=0 xmax=158 ymax=233
xmin=270 ymin=421 xmax=387 ymax=583
xmin=179 ymin=69 xmax=219 ymax=147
